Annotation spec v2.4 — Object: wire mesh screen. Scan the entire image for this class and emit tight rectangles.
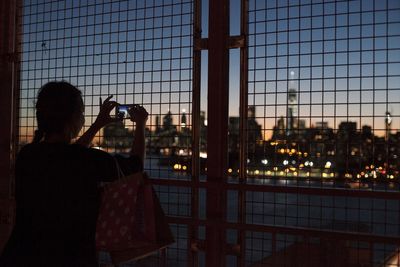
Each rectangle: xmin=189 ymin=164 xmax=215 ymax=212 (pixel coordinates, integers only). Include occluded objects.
xmin=244 ymin=0 xmax=400 ymax=266
xmin=15 ymin=0 xmax=400 ymax=266
xmin=18 ymin=0 xmax=194 ymax=265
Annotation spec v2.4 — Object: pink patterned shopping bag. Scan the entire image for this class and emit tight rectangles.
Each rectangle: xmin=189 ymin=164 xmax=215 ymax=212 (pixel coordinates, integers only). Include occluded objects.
xmin=95 ymin=172 xmax=142 ymax=251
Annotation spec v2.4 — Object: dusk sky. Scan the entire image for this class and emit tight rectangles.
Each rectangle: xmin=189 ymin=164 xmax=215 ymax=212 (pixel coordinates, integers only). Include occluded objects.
xmin=18 ymin=0 xmax=400 ymax=141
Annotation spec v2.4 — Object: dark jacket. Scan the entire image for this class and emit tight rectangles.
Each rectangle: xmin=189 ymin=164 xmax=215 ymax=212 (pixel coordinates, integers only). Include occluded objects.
xmin=0 ymin=143 xmax=142 ymax=267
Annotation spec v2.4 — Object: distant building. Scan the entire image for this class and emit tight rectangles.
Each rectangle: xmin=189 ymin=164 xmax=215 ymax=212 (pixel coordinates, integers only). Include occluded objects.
xmin=336 ymin=121 xmax=359 ymax=176
xmin=178 ymin=109 xmax=190 ymax=147
xmin=247 ymin=107 xmax=263 ymax=149
xmin=338 ymin=121 xmax=357 ymax=139
xmin=163 ymin=111 xmax=174 ymax=131
xmin=385 ymin=111 xmax=392 ymax=141
xmin=272 ymin=116 xmax=286 ymax=140
xmin=181 ymin=109 xmax=187 ymax=128
xmin=316 ymin=121 xmax=328 ymax=130
xmin=200 ymin=111 xmax=207 ymax=151
xmin=248 ymin=105 xmax=256 ymax=120
xmin=155 ymin=115 xmax=161 ymax=133
xmin=159 ymin=111 xmax=177 ymax=152
xmin=103 ymin=121 xmax=132 ymax=150
xmin=287 ymin=71 xmax=298 ymax=136
xmin=362 ymin=125 xmax=372 ymax=137
xmin=297 ymin=119 xmax=306 ymax=134
xmin=228 ymin=117 xmax=240 ymax=153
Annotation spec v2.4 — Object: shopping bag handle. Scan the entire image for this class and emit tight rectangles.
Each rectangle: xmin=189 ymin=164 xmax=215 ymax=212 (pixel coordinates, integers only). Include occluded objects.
xmin=113 ymin=156 xmax=125 ymax=180
xmin=141 ymin=172 xmax=151 ymax=185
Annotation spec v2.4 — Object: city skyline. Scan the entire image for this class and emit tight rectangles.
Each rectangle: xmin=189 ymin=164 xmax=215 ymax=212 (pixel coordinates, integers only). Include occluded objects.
xmin=93 ymin=105 xmax=399 ymax=183
xmin=19 ymin=0 xmax=400 ymax=138
xmin=17 ymin=0 xmax=400 ymax=151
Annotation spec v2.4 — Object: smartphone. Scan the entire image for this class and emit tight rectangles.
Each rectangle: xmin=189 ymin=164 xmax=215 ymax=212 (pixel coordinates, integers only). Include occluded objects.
xmin=116 ymin=104 xmax=131 ymax=120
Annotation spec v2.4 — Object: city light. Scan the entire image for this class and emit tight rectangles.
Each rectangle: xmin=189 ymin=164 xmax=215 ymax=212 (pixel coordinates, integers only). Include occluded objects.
xmin=173 ymin=164 xmax=181 ymax=170
xmin=261 ymin=159 xmax=268 ymax=165
xmin=325 ymin=161 xmax=332 ymax=168
xmin=200 ymin=152 xmax=207 ymax=158
xmin=305 ymin=161 xmax=313 ymax=167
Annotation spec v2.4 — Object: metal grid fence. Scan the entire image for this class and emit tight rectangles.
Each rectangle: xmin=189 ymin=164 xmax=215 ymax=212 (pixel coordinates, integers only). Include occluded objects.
xmin=18 ymin=0 xmax=195 ymax=266
xmin=243 ymin=0 xmax=400 ymax=266
xmin=14 ymin=0 xmax=400 ymax=266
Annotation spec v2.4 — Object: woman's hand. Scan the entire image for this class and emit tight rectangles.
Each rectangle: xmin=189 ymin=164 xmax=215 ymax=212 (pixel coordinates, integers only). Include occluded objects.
xmin=129 ymin=105 xmax=148 ymax=162
xmin=93 ymin=95 xmax=121 ymax=129
xmin=75 ymin=96 xmax=121 ymax=147
xmin=128 ymin=105 xmax=149 ymax=126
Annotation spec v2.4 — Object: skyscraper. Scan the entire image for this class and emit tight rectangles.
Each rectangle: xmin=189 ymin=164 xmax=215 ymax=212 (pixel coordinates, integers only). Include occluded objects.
xmin=287 ymin=71 xmax=297 ymax=135
xmin=181 ymin=109 xmax=187 ymax=128
xmin=385 ymin=111 xmax=392 ymax=141
xmin=248 ymin=105 xmax=256 ymax=120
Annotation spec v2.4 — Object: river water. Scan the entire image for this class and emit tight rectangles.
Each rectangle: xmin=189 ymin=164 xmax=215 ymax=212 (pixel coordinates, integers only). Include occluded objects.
xmin=101 ymin=157 xmax=399 ymax=266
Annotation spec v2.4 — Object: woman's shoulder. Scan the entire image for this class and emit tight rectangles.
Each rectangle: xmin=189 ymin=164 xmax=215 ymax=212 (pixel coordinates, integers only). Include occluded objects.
xmin=17 ymin=143 xmax=40 ymax=158
xmin=70 ymin=144 xmax=113 ymax=160
xmin=19 ymin=142 xmax=37 ymax=152
xmin=18 ymin=142 xmax=112 ymax=160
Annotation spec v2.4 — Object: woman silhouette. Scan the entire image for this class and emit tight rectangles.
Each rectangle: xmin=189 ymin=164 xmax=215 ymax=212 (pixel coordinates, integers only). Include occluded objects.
xmin=0 ymin=81 xmax=148 ymax=266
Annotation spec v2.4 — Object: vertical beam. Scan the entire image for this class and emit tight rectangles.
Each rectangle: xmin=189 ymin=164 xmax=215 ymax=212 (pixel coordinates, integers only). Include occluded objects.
xmin=238 ymin=0 xmax=249 ymax=266
xmin=206 ymin=0 xmax=229 ymax=266
xmin=0 ymin=0 xmax=21 ymax=252
xmin=189 ymin=0 xmax=202 ymax=266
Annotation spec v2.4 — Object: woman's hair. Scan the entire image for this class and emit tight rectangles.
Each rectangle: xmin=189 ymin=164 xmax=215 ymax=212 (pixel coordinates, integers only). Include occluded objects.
xmin=33 ymin=81 xmax=83 ymax=143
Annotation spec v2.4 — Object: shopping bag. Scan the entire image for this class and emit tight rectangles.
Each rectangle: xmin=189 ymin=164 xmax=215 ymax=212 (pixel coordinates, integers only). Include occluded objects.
xmin=109 ymin=174 xmax=175 ymax=264
xmin=96 ymin=168 xmax=174 ymax=265
xmin=95 ymin=170 xmax=143 ymax=251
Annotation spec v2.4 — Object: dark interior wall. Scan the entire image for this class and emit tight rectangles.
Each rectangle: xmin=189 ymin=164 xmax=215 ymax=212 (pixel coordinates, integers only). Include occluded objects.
xmin=0 ymin=0 xmax=21 ymax=252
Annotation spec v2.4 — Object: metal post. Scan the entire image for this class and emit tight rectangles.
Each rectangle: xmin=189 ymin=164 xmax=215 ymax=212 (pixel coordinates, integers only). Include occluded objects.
xmin=238 ymin=0 xmax=249 ymax=265
xmin=206 ymin=0 xmax=230 ymax=265
xmin=0 ymin=0 xmax=21 ymax=252
xmin=189 ymin=0 xmax=202 ymax=265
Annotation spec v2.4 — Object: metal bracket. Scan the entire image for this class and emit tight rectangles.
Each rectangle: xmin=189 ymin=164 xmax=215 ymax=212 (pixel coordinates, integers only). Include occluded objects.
xmin=194 ymin=38 xmax=208 ymax=51
xmin=2 ymin=52 xmax=18 ymax=63
xmin=194 ymin=36 xmax=245 ymax=51
xmin=190 ymin=239 xmax=205 ymax=252
xmin=228 ymin=35 xmax=246 ymax=48
xmin=226 ymin=243 xmax=241 ymax=255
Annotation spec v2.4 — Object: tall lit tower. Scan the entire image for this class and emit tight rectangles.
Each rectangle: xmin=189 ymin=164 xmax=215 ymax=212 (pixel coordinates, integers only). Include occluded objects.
xmin=181 ymin=109 xmax=187 ymax=128
xmin=385 ymin=111 xmax=392 ymax=141
xmin=287 ymin=70 xmax=297 ymax=135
